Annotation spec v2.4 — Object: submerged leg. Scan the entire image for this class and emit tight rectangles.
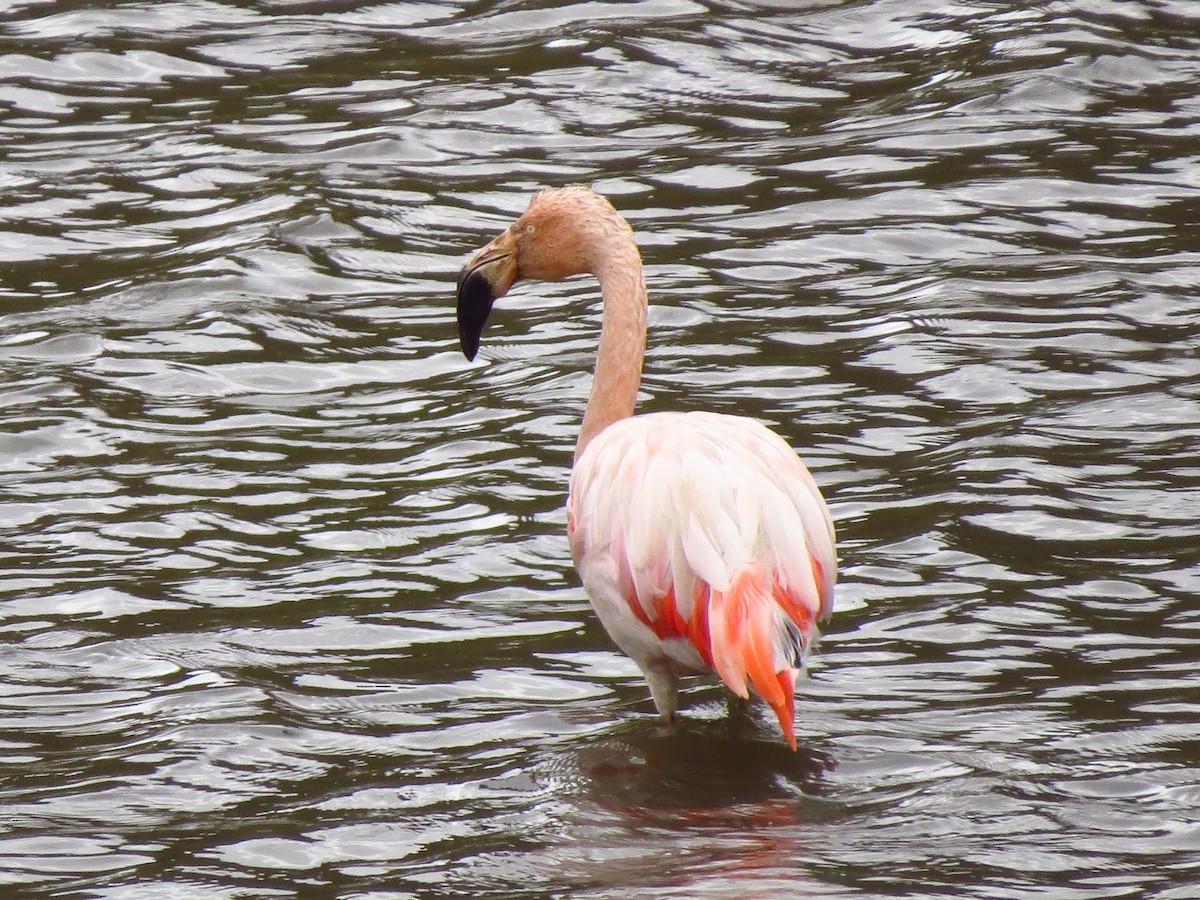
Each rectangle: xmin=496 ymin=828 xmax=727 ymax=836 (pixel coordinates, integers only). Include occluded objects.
xmin=725 ymin=690 xmax=750 ymax=718
xmin=725 ymin=689 xmax=754 ymax=738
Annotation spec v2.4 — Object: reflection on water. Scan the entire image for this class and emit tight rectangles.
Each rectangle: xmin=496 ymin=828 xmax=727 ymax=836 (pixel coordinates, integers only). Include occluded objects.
xmin=1 ymin=0 xmax=1199 ymax=896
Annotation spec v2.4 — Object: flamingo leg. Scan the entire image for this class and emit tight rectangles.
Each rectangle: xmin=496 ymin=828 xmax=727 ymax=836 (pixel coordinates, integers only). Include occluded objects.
xmin=725 ymin=690 xmax=754 ymax=740
xmin=641 ymin=661 xmax=679 ymax=722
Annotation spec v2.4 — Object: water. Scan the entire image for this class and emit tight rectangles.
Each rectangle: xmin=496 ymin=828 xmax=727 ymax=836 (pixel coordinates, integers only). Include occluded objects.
xmin=1 ymin=1 xmax=1198 ymax=896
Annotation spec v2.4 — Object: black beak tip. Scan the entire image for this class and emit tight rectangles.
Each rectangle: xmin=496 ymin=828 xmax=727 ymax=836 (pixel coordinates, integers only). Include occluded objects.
xmin=459 ymin=331 xmax=479 ymax=361
xmin=456 ymin=266 xmax=496 ymax=362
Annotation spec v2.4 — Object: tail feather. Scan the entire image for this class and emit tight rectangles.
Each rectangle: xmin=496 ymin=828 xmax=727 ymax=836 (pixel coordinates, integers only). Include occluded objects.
xmin=773 ymin=669 xmax=797 ymax=751
xmin=709 ymin=584 xmax=750 ymax=698
xmin=618 ymin=562 xmax=816 ymax=750
xmin=710 ymin=568 xmax=813 ymax=750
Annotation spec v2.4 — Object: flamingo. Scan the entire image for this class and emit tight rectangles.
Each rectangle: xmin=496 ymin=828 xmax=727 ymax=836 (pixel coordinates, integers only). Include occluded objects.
xmin=455 ymin=186 xmax=836 ymax=749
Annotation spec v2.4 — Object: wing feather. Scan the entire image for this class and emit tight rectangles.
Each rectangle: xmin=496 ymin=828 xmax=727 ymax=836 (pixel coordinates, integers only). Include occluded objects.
xmin=568 ymin=411 xmax=836 ymax=708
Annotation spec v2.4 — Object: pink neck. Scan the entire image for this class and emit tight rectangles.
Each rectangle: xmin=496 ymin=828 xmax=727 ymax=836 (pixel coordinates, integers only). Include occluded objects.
xmin=574 ymin=238 xmax=647 ymax=461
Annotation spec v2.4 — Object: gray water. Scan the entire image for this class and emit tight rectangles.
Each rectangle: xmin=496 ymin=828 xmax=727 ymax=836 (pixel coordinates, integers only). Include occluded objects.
xmin=2 ymin=1 xmax=1198 ymax=897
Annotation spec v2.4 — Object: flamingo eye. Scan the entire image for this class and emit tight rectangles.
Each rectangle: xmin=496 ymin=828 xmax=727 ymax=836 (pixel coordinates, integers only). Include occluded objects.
xmin=524 ymin=224 xmax=536 ymax=235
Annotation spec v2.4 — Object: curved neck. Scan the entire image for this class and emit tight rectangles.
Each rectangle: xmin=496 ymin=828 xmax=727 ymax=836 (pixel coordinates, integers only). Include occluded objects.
xmin=575 ymin=240 xmax=647 ymax=462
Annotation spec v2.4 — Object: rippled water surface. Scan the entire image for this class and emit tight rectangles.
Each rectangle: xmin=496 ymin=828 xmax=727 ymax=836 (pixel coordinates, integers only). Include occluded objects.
xmin=2 ymin=1 xmax=1199 ymax=896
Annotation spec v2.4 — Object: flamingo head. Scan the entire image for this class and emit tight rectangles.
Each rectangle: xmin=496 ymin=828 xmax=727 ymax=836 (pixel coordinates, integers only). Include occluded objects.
xmin=455 ymin=186 xmax=623 ymax=360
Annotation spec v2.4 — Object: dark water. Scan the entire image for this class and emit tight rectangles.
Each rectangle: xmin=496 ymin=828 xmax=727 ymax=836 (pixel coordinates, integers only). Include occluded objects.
xmin=2 ymin=1 xmax=1198 ymax=896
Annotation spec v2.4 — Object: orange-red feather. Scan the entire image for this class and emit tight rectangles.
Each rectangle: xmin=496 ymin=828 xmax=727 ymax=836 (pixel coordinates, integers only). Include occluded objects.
xmin=622 ymin=566 xmax=814 ymax=749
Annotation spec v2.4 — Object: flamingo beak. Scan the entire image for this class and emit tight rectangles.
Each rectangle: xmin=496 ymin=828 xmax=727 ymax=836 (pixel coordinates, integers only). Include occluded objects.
xmin=456 ymin=231 xmax=519 ymax=361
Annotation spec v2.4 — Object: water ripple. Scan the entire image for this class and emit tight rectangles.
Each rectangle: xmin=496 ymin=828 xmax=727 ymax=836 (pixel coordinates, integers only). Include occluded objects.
xmin=1 ymin=0 xmax=1199 ymax=897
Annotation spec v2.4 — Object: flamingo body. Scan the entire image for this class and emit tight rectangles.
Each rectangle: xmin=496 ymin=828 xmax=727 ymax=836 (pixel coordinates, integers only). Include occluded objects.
xmin=455 ymin=186 xmax=836 ymax=748
xmin=568 ymin=410 xmax=834 ymax=748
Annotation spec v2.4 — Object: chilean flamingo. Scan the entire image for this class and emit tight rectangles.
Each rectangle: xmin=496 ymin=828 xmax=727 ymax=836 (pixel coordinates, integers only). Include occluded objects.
xmin=455 ymin=186 xmax=836 ymax=749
